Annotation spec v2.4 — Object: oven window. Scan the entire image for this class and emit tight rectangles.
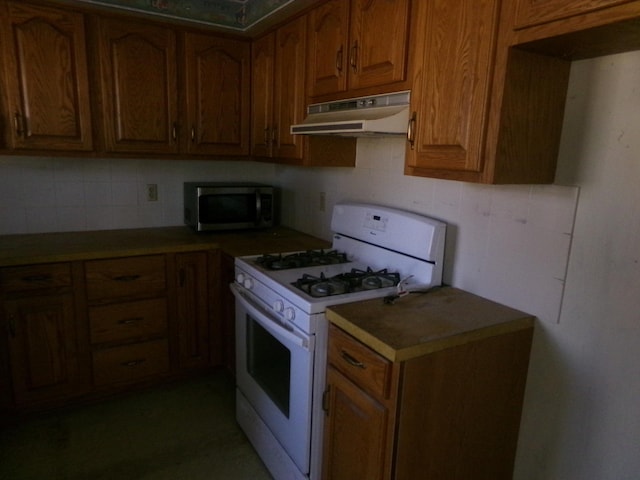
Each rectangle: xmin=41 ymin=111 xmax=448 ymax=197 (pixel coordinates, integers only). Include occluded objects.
xmin=199 ymin=194 xmax=256 ymax=224
xmin=246 ymin=315 xmax=291 ymax=417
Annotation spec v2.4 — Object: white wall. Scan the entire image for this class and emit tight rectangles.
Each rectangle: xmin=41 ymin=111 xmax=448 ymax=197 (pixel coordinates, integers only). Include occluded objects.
xmin=277 ymin=51 xmax=640 ymax=479
xmin=1 ymin=50 xmax=638 ymax=479
xmin=0 ymin=158 xmax=275 ymax=234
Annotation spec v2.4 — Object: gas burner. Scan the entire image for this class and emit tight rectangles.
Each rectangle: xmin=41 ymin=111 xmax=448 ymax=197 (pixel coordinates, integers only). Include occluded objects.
xmin=256 ymin=250 xmax=349 ymax=270
xmin=292 ymin=268 xmax=401 ymax=298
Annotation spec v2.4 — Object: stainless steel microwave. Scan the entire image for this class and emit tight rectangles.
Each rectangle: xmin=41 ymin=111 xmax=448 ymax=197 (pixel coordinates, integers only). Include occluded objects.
xmin=184 ymin=182 xmax=276 ymax=232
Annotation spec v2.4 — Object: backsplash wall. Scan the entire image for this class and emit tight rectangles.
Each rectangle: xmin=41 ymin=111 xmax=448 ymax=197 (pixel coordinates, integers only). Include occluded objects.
xmin=0 ymin=157 xmax=276 ymax=234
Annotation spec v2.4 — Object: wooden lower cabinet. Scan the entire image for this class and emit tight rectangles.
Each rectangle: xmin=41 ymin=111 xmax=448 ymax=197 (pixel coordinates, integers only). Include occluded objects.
xmin=0 ymin=262 xmax=86 ymax=408
xmin=0 ymin=249 xmax=217 ymax=412
xmin=323 ymin=323 xmax=533 ymax=480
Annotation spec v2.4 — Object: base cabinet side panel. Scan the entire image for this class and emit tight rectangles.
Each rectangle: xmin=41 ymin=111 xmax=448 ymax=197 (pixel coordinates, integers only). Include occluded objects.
xmin=394 ymin=328 xmax=534 ymax=480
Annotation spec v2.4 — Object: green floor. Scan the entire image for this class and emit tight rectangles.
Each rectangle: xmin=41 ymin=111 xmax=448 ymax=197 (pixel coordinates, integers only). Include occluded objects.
xmin=0 ymin=373 xmax=273 ymax=480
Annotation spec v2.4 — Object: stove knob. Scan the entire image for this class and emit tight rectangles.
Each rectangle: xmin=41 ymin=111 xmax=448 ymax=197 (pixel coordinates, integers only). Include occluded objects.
xmin=236 ymin=273 xmax=246 ymax=284
xmin=273 ymin=299 xmax=285 ymax=313
xmin=284 ymin=307 xmax=296 ymax=321
xmin=243 ymin=277 xmax=254 ymax=289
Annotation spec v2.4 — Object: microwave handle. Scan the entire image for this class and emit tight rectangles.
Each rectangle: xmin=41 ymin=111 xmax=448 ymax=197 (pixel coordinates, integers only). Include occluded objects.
xmin=255 ymin=189 xmax=262 ymax=225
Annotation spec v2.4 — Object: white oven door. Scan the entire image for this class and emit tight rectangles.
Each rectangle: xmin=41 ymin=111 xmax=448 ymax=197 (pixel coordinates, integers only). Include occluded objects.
xmin=231 ymin=284 xmax=315 ymax=474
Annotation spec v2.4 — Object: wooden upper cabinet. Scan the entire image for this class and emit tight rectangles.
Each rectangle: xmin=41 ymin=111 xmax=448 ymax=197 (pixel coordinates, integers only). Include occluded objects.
xmin=273 ymin=16 xmax=307 ymax=161
xmin=514 ymin=0 xmax=636 ymax=28
xmin=406 ymin=0 xmax=501 ymax=176
xmin=251 ymin=33 xmax=276 ymax=158
xmin=96 ymin=18 xmax=179 ymax=154
xmin=348 ymin=0 xmax=410 ymax=91
xmin=184 ymin=34 xmax=250 ymax=156
xmin=0 ymin=1 xmax=92 ymax=151
xmin=307 ymin=0 xmax=410 ymax=99
xmin=306 ymin=0 xmax=350 ymax=97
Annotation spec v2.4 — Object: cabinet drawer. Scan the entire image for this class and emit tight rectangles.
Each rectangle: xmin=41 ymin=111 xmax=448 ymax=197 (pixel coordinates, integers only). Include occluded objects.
xmin=328 ymin=324 xmax=392 ymax=400
xmin=89 ymin=298 xmax=167 ymax=345
xmin=0 ymin=263 xmax=72 ymax=291
xmin=85 ymin=255 xmax=166 ymax=301
xmin=92 ymin=339 xmax=169 ymax=386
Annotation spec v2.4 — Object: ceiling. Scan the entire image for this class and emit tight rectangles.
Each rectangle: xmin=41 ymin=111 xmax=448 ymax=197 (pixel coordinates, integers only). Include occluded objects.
xmin=69 ymin=0 xmax=319 ymax=34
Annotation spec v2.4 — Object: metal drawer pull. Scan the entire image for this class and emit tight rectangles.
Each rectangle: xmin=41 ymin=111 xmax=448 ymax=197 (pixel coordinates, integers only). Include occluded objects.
xmin=122 ymin=358 xmax=145 ymax=367
xmin=21 ymin=274 xmax=53 ymax=283
xmin=113 ymin=274 xmax=141 ymax=282
xmin=118 ymin=317 xmax=142 ymax=325
xmin=341 ymin=350 xmax=365 ymax=369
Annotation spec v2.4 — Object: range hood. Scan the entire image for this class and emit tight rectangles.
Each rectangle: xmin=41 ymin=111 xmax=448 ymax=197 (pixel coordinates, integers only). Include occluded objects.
xmin=290 ymin=91 xmax=410 ymax=137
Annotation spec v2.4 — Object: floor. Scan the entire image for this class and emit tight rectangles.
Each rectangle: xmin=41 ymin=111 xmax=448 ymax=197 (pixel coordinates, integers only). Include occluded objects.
xmin=0 ymin=373 xmax=273 ymax=480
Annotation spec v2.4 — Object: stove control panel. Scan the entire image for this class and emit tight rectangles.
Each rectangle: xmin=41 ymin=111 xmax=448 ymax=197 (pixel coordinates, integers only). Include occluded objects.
xmin=364 ymin=212 xmax=389 ymax=232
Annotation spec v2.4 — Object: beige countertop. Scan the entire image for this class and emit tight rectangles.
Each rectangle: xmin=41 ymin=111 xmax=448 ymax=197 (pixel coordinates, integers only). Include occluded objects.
xmin=326 ymin=287 xmax=534 ymax=362
xmin=0 ymin=226 xmax=330 ymax=267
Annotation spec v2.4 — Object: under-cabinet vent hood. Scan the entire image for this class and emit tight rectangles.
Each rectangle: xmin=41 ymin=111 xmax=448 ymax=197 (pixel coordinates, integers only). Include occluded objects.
xmin=290 ymin=91 xmax=410 ymax=137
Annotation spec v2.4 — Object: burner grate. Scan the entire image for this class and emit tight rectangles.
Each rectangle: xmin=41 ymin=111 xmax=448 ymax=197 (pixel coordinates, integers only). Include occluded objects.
xmin=256 ymin=250 xmax=349 ymax=270
xmin=292 ymin=268 xmax=400 ymax=298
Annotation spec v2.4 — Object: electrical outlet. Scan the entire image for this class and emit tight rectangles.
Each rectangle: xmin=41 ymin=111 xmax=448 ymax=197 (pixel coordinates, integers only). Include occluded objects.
xmin=146 ymin=184 xmax=158 ymax=202
xmin=319 ymin=192 xmax=326 ymax=212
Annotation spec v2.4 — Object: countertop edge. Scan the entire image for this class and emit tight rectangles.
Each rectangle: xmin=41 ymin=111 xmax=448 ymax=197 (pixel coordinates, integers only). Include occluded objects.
xmin=327 ymin=306 xmax=535 ymax=362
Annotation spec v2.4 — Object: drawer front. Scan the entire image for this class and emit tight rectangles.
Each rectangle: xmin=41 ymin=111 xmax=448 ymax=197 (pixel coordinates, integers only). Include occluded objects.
xmin=89 ymin=298 xmax=167 ymax=345
xmin=328 ymin=324 xmax=392 ymax=400
xmin=85 ymin=255 xmax=166 ymax=301
xmin=92 ymin=339 xmax=169 ymax=386
xmin=0 ymin=263 xmax=72 ymax=291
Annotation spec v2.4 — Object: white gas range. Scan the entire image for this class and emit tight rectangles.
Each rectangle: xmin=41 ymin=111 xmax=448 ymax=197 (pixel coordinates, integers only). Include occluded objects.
xmin=231 ymin=202 xmax=446 ymax=480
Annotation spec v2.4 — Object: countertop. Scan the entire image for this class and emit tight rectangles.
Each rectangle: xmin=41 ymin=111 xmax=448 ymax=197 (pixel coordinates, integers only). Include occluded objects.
xmin=326 ymin=287 xmax=534 ymax=362
xmin=0 ymin=226 xmax=330 ymax=267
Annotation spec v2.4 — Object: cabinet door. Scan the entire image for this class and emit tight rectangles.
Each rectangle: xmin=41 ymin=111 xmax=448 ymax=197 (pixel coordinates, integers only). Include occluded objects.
xmin=406 ymin=0 xmax=501 ymax=175
xmin=0 ymin=1 xmax=92 ymax=151
xmin=3 ymin=294 xmax=81 ymax=406
xmin=97 ymin=18 xmax=179 ymax=154
xmin=307 ymin=0 xmax=350 ymax=97
xmin=273 ymin=16 xmax=307 ymax=161
xmin=347 ymin=0 xmax=410 ymax=91
xmin=174 ymin=252 xmax=210 ymax=369
xmin=185 ymin=34 xmax=250 ymax=156
xmin=323 ymin=366 xmax=390 ymax=480
xmin=251 ymin=33 xmax=275 ymax=157
xmin=514 ymin=0 xmax=635 ymax=28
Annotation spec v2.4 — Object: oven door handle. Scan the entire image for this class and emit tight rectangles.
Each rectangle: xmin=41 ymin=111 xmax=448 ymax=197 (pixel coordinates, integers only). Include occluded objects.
xmin=231 ymin=283 xmax=310 ymax=350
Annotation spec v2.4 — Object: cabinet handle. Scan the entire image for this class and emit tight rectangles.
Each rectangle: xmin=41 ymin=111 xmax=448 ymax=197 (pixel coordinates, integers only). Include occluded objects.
xmin=118 ymin=317 xmax=142 ymax=325
xmin=263 ymin=127 xmax=270 ymax=147
xmin=336 ymin=45 xmax=344 ymax=73
xmin=7 ymin=314 xmax=16 ymax=338
xmin=407 ymin=111 xmax=417 ymax=149
xmin=21 ymin=274 xmax=52 ymax=283
xmin=172 ymin=122 xmax=178 ymax=141
xmin=14 ymin=112 xmax=24 ymax=137
xmin=272 ymin=125 xmax=278 ymax=147
xmin=322 ymin=386 xmax=331 ymax=414
xmin=122 ymin=358 xmax=145 ymax=367
xmin=350 ymin=41 xmax=358 ymax=72
xmin=341 ymin=349 xmax=365 ymax=369
xmin=191 ymin=126 xmax=196 ymax=143
xmin=113 ymin=274 xmax=141 ymax=282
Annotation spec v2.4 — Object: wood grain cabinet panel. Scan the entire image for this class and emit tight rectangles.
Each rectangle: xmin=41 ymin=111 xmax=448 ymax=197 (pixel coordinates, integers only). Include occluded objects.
xmin=174 ymin=252 xmax=210 ymax=370
xmin=514 ymin=0 xmax=636 ymax=28
xmin=323 ymin=323 xmax=534 ymax=480
xmin=250 ymin=32 xmax=276 ymax=158
xmin=84 ymin=255 xmax=166 ymax=302
xmin=92 ymin=339 xmax=170 ymax=386
xmin=89 ymin=298 xmax=168 ymax=345
xmin=0 ymin=1 xmax=92 ymax=151
xmin=95 ymin=17 xmax=179 ymax=154
xmin=307 ymin=0 xmax=410 ymax=98
xmin=184 ymin=33 xmax=251 ymax=156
